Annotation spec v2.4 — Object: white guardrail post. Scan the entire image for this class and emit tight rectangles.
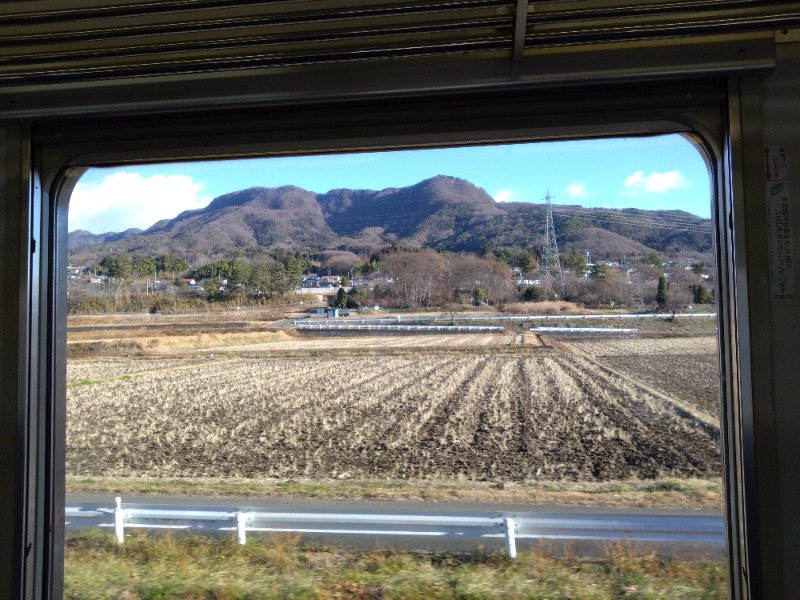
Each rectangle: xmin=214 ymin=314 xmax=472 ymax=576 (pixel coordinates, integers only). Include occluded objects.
xmin=114 ymin=496 xmax=125 ymax=543
xmin=503 ymin=517 xmax=517 ymax=558
xmin=237 ymin=511 xmax=250 ymax=545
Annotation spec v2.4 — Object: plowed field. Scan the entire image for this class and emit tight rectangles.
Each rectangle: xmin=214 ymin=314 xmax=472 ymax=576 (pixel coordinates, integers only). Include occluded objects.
xmin=566 ymin=337 xmax=721 ymax=418
xmin=67 ymin=344 xmax=721 ymax=482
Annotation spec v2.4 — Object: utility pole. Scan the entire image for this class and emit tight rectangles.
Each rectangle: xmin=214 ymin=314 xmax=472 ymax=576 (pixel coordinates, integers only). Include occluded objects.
xmin=541 ymin=190 xmax=562 ymax=298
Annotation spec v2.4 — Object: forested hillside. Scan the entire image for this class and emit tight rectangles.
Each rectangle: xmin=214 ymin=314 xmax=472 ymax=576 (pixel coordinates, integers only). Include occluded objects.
xmin=69 ymin=175 xmax=712 ymax=265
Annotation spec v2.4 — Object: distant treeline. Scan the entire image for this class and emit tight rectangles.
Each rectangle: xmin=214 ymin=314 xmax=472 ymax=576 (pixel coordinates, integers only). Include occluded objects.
xmin=68 ymin=245 xmax=715 ymax=315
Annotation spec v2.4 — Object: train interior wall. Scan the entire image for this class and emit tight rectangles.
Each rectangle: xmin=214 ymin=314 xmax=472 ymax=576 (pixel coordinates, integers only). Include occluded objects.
xmin=0 ymin=16 xmax=799 ymax=599
xmin=760 ymin=35 xmax=800 ymax=597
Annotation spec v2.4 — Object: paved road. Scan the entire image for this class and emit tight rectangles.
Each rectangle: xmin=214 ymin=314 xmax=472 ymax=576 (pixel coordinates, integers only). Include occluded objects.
xmin=66 ymin=494 xmax=726 ymax=557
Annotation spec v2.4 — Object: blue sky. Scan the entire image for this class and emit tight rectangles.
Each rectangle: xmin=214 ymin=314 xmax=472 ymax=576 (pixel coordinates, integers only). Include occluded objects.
xmin=69 ymin=134 xmax=711 ymax=233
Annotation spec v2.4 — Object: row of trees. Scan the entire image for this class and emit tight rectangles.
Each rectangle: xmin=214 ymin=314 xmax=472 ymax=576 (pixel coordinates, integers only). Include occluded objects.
xmin=371 ymin=246 xmax=714 ymax=310
xmin=375 ymin=248 xmax=517 ymax=308
xmin=99 ymin=253 xmax=189 ymax=280
xmin=192 ymin=254 xmax=306 ymax=300
xmin=85 ymin=244 xmax=714 ymax=312
xmin=93 ymin=251 xmax=309 ymax=302
xmin=552 ymin=260 xmax=712 ymax=310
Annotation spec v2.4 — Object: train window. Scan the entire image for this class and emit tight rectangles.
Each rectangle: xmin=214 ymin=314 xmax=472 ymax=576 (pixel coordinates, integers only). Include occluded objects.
xmin=63 ymin=134 xmax=730 ymax=596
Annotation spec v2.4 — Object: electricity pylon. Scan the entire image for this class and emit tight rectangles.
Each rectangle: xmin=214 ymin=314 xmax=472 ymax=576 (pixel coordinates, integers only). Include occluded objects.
xmin=541 ymin=190 xmax=562 ymax=298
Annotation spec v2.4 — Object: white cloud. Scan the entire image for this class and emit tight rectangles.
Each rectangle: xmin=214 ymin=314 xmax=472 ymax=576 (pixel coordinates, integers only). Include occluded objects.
xmin=493 ymin=189 xmax=515 ymax=203
xmin=69 ymin=172 xmax=212 ymax=233
xmin=623 ymin=170 xmax=690 ymax=195
xmin=565 ymin=183 xmax=590 ymax=198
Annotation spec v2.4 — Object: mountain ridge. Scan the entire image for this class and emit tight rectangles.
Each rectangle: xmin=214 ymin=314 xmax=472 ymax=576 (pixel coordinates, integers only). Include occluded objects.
xmin=68 ymin=175 xmax=713 ymax=263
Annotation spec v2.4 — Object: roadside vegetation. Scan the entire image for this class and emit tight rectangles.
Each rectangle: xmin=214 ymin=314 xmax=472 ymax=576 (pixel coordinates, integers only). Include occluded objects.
xmin=64 ymin=531 xmax=728 ymax=599
xmin=66 ymin=475 xmax=723 ymax=510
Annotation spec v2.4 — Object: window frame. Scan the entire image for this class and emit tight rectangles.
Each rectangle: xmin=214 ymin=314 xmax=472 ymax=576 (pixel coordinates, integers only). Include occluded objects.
xmin=20 ymin=78 xmax=760 ymax=598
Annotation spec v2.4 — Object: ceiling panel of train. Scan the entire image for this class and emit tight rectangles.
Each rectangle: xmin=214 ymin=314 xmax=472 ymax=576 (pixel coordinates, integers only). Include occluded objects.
xmin=0 ymin=0 xmax=798 ymax=118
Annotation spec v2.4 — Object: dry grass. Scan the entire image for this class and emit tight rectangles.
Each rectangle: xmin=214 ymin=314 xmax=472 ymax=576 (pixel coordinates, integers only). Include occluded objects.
xmin=68 ymin=330 xmax=296 ymax=355
xmin=214 ymin=333 xmax=521 ymax=353
xmin=568 ymin=337 xmax=718 ymax=357
xmin=129 ymin=330 xmax=293 ymax=350
xmin=64 ymin=531 xmax=729 ymax=599
xmin=67 ymin=324 xmax=290 ymax=341
xmin=66 ymin=475 xmax=724 ymax=509
xmin=501 ymin=301 xmax=584 ymax=315
xmin=68 ymin=358 xmax=211 ymax=382
xmin=67 ymin=332 xmax=545 ymax=359
xmin=67 ymin=306 xmax=298 ymax=328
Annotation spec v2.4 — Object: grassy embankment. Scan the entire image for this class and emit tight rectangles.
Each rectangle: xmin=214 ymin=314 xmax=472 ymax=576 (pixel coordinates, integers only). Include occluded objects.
xmin=65 ymin=531 xmax=728 ymax=599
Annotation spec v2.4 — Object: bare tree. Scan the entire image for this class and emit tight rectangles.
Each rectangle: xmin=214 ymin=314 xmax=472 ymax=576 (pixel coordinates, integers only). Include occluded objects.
xmin=380 ymin=248 xmax=445 ymax=306
xmin=662 ymin=268 xmax=695 ymax=316
xmin=444 ymin=253 xmax=514 ymax=305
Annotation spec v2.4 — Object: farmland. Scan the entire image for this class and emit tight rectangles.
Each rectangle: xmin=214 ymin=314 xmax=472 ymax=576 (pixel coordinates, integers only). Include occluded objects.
xmin=568 ymin=337 xmax=721 ymax=418
xmin=67 ymin=324 xmax=722 ymax=486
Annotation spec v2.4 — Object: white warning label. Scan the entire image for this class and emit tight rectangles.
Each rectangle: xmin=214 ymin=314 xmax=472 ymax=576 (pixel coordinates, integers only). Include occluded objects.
xmin=767 ymin=182 xmax=794 ymax=300
xmin=765 ymin=145 xmax=789 ymax=182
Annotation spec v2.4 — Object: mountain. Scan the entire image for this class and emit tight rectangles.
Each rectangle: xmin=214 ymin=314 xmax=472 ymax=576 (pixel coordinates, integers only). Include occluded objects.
xmin=69 ymin=186 xmax=336 ymax=263
xmin=67 ymin=175 xmax=713 ymax=262
xmin=143 ymin=186 xmax=335 ymax=250
xmin=560 ymin=228 xmax=655 ymax=260
xmin=318 ymin=175 xmax=505 ymax=247
xmin=68 ymin=228 xmax=142 ymax=250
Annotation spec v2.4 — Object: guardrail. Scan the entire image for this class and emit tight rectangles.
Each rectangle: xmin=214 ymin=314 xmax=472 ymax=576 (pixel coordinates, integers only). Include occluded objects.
xmin=532 ymin=327 xmax=638 ymax=335
xmin=293 ymin=312 xmax=716 ymax=325
xmin=68 ymin=497 xmax=520 ymax=556
xmin=65 ymin=498 xmax=725 ymax=557
xmin=296 ymin=324 xmax=503 ymax=333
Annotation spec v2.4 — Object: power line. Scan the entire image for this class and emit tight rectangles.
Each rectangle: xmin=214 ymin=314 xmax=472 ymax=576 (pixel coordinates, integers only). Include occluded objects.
xmin=550 ymin=205 xmax=711 ymax=233
xmin=318 ymin=199 xmax=711 ymax=237
xmin=541 ymin=190 xmax=563 ymax=296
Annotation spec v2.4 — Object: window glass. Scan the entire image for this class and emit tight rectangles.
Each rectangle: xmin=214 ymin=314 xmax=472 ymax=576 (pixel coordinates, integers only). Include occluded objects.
xmin=64 ymin=135 xmax=729 ymax=597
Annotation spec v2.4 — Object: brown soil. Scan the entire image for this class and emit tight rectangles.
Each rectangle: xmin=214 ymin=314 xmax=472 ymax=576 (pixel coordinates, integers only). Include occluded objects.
xmin=67 ymin=353 xmax=721 ymax=483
